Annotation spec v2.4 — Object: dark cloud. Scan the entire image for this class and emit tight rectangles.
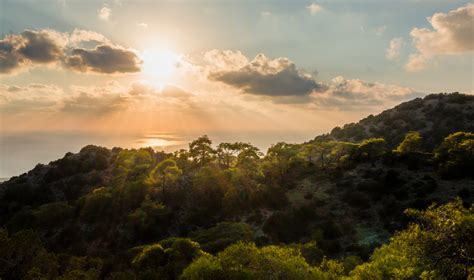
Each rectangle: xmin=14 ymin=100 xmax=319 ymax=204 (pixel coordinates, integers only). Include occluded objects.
xmin=208 ymin=53 xmax=326 ymax=96
xmin=18 ymin=30 xmax=64 ymax=63
xmin=0 ymin=39 xmax=23 ymax=73
xmin=0 ymin=29 xmax=141 ymax=74
xmin=65 ymin=45 xmax=141 ymax=73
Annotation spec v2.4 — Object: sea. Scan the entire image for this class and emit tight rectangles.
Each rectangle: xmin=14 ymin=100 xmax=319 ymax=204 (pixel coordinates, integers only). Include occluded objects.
xmin=0 ymin=129 xmax=322 ymax=179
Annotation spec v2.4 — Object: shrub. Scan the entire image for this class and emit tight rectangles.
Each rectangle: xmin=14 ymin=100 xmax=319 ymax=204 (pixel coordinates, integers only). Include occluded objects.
xmin=189 ymin=222 xmax=254 ymax=253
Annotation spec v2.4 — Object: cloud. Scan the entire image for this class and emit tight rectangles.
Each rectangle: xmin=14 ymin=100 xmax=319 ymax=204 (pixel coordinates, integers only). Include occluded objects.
xmin=62 ymin=92 xmax=129 ymax=115
xmin=0 ymin=29 xmax=66 ymax=74
xmin=65 ymin=45 xmax=141 ymax=73
xmin=18 ymin=30 xmax=66 ymax=63
xmin=69 ymin=29 xmax=111 ymax=46
xmin=406 ymin=3 xmax=474 ymax=71
xmin=306 ymin=3 xmax=322 ymax=15
xmin=0 ymin=83 xmax=62 ymax=113
xmin=308 ymin=76 xmax=421 ymax=110
xmin=0 ymin=39 xmax=23 ymax=74
xmin=386 ymin=37 xmax=405 ymax=60
xmin=137 ymin=22 xmax=148 ymax=28
xmin=405 ymin=53 xmax=428 ymax=72
xmin=99 ymin=6 xmax=111 ymax=21
xmin=204 ymin=50 xmax=326 ymax=96
xmin=0 ymin=28 xmax=141 ymax=74
xmin=375 ymin=25 xmax=387 ymax=36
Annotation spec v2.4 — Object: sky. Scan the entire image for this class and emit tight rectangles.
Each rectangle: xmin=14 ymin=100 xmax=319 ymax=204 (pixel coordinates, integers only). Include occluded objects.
xmin=0 ymin=0 xmax=473 ymax=177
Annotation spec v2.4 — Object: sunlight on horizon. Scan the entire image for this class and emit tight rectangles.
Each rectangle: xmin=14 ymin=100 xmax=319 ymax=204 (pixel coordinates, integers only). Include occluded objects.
xmin=135 ymin=134 xmax=184 ymax=150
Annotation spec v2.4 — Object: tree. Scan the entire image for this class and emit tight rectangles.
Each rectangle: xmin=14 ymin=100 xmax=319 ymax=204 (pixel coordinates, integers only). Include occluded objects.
xmin=190 ymin=166 xmax=230 ymax=223
xmin=189 ymin=135 xmax=215 ymax=167
xmin=189 ymin=222 xmax=255 ymax=253
xmin=181 ymin=242 xmax=314 ymax=280
xmin=434 ymin=132 xmax=474 ymax=178
xmin=126 ymin=200 xmax=171 ymax=242
xmin=265 ymin=142 xmax=300 ymax=184
xmin=0 ymin=229 xmax=59 ymax=279
xmin=216 ymin=142 xmax=240 ymax=168
xmin=394 ymin=131 xmax=423 ymax=155
xmin=302 ymin=141 xmax=337 ymax=169
xmin=131 ymin=238 xmax=203 ymax=280
xmin=355 ymin=138 xmax=387 ymax=162
xmin=148 ymin=159 xmax=182 ymax=195
xmin=216 ymin=142 xmax=262 ymax=171
xmin=349 ymin=199 xmax=473 ymax=279
xmin=34 ymin=202 xmax=74 ymax=228
xmin=80 ymin=189 xmax=113 ymax=223
xmin=181 ymin=242 xmax=345 ymax=280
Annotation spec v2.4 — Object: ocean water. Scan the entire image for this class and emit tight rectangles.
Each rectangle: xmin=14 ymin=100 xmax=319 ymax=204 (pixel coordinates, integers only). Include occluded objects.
xmin=0 ymin=130 xmax=322 ymax=178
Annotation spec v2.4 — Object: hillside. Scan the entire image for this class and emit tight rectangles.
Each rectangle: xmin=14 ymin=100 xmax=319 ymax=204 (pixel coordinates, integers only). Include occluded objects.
xmin=0 ymin=93 xmax=473 ymax=279
xmin=314 ymin=93 xmax=474 ymax=149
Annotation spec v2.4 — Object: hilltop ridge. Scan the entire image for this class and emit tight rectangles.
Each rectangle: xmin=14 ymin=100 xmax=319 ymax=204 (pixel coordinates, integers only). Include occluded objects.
xmin=314 ymin=92 xmax=474 ymax=148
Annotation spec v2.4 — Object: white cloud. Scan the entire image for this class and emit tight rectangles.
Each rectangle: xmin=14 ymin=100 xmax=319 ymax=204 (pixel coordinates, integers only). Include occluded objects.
xmin=406 ymin=3 xmax=474 ymax=71
xmin=309 ymin=76 xmax=421 ymax=110
xmin=306 ymin=3 xmax=322 ymax=15
xmin=99 ymin=6 xmax=111 ymax=21
xmin=386 ymin=37 xmax=405 ymax=60
xmin=0 ymin=83 xmax=63 ymax=113
xmin=405 ymin=53 xmax=429 ymax=72
xmin=260 ymin=11 xmax=271 ymax=17
xmin=137 ymin=22 xmax=148 ymax=28
xmin=69 ymin=29 xmax=111 ymax=46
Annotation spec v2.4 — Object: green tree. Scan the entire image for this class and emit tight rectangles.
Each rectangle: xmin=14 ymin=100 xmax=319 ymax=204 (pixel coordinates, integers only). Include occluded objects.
xmin=355 ymin=138 xmax=387 ymax=162
xmin=80 ymin=189 xmax=113 ymax=223
xmin=0 ymin=229 xmax=59 ymax=279
xmin=302 ymin=141 xmax=336 ymax=169
xmin=132 ymin=238 xmax=203 ymax=280
xmin=349 ymin=199 xmax=473 ymax=279
xmin=126 ymin=200 xmax=171 ymax=242
xmin=434 ymin=132 xmax=474 ymax=178
xmin=148 ymin=159 xmax=182 ymax=195
xmin=189 ymin=222 xmax=255 ymax=253
xmin=181 ymin=242 xmax=315 ymax=280
xmin=265 ymin=142 xmax=300 ymax=184
xmin=394 ymin=131 xmax=423 ymax=155
xmin=189 ymin=135 xmax=215 ymax=167
xmin=181 ymin=242 xmax=346 ymax=280
xmin=190 ymin=166 xmax=230 ymax=223
xmin=34 ymin=202 xmax=74 ymax=228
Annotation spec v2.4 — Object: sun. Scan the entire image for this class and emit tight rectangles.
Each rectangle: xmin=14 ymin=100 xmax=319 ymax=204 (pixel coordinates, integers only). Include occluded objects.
xmin=142 ymin=49 xmax=181 ymax=80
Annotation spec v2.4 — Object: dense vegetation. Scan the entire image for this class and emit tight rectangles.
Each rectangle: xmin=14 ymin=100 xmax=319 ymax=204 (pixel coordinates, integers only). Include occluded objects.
xmin=0 ymin=93 xmax=473 ymax=279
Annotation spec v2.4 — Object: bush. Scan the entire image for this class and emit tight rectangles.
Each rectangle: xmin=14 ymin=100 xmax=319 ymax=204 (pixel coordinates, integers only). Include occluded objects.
xmin=181 ymin=242 xmax=322 ymax=280
xmin=189 ymin=222 xmax=254 ymax=253
xmin=34 ymin=202 xmax=74 ymax=228
xmin=131 ymin=238 xmax=203 ymax=280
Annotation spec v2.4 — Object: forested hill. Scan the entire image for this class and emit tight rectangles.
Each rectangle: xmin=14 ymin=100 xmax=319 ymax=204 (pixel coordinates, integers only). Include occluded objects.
xmin=313 ymin=92 xmax=474 ymax=149
xmin=0 ymin=93 xmax=473 ymax=279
